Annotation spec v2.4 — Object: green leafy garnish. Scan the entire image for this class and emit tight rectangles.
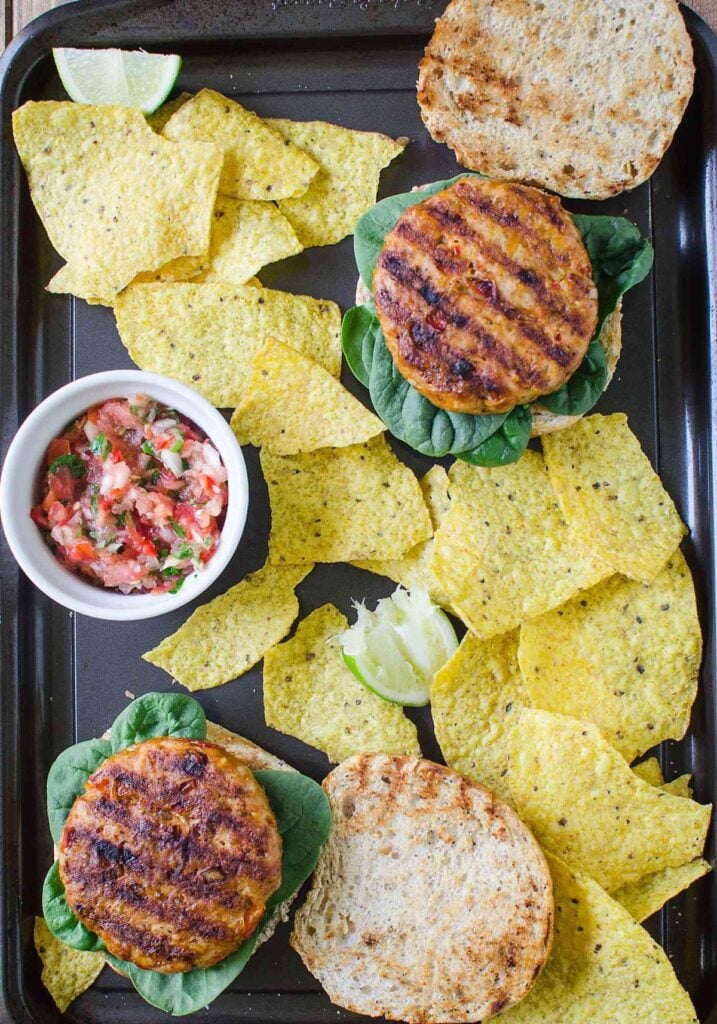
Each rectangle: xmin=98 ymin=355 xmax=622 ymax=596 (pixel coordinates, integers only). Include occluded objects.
xmin=89 ymin=483 xmax=99 ymax=516
xmin=169 ymin=517 xmax=186 ymax=537
xmin=109 ymin=692 xmax=206 ymax=754
xmin=161 ymin=566 xmax=184 ymax=577
xmin=169 ymin=577 xmax=186 ymax=594
xmin=170 ymin=432 xmax=184 ymax=453
xmin=48 ymin=453 xmax=86 ymax=478
xmin=177 ymin=542 xmax=193 ymax=560
xmin=89 ymin=433 xmax=111 ymax=460
xmin=141 ymin=440 xmax=157 ymax=458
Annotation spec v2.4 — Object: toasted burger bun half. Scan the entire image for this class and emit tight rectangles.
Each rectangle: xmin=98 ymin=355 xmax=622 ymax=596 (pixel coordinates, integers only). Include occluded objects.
xmin=355 ymin=179 xmax=622 ymax=437
xmin=96 ymin=724 xmax=296 ymax=976
xmin=292 ymin=754 xmax=554 ymax=1024
xmin=417 ymin=0 xmax=694 ymax=200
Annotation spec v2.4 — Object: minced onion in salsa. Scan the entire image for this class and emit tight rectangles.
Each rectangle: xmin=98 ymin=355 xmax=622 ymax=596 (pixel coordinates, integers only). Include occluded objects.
xmin=31 ymin=396 xmax=228 ymax=594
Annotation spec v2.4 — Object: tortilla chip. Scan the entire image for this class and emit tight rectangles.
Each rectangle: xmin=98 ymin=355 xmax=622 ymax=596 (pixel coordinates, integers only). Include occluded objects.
xmin=498 ymin=854 xmax=699 ymax=1024
xmin=143 ymin=562 xmax=312 ymax=690
xmin=114 ymin=281 xmax=341 ymax=406
xmin=231 ymin=337 xmax=384 ymax=453
xmin=162 ymin=89 xmax=319 ymax=200
xmin=269 ymin=118 xmax=406 ymax=247
xmin=34 ymin=917 xmax=104 ymax=1013
xmin=542 ymin=414 xmax=687 ymax=583
xmin=146 ymin=91 xmax=192 ymax=132
xmin=612 ymin=858 xmax=711 ymax=923
xmin=192 ymin=196 xmax=303 ymax=286
xmin=13 ymin=101 xmax=221 ymax=302
xmin=509 ymin=709 xmax=711 ymax=892
xmin=663 ymin=774 xmax=694 ymax=799
xmin=517 ymin=550 xmax=701 ymax=761
xmin=352 ymin=466 xmax=456 ymax=610
xmin=263 ymin=604 xmax=420 ymax=762
xmin=431 ymin=631 xmax=527 ymax=802
xmin=262 ymin=435 xmax=432 ymax=564
xmin=431 ymin=452 xmax=611 ymax=640
xmin=632 ymin=757 xmax=664 ymax=787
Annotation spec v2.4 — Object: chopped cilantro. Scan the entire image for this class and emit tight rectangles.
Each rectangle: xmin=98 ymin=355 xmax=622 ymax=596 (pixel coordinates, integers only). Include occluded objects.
xmin=177 ymin=542 xmax=193 ymax=560
xmin=49 ymin=453 xmax=86 ymax=478
xmin=181 ymin=458 xmax=190 ymax=472
xmin=169 ymin=517 xmax=186 ymax=537
xmin=161 ymin=566 xmax=184 ymax=577
xmin=169 ymin=577 xmax=186 ymax=595
xmin=116 ymin=512 xmax=126 ymax=527
xmin=149 ymin=469 xmax=161 ymax=485
xmin=89 ymin=432 xmax=111 ymax=460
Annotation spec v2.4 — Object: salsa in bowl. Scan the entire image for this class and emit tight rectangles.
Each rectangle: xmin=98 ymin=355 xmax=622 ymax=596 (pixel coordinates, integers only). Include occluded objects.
xmin=1 ymin=371 xmax=248 ymax=620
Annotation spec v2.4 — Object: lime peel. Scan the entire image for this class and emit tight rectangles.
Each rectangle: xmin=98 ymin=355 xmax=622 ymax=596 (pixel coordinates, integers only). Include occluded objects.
xmin=52 ymin=48 xmax=182 ymax=115
xmin=339 ymin=587 xmax=458 ymax=706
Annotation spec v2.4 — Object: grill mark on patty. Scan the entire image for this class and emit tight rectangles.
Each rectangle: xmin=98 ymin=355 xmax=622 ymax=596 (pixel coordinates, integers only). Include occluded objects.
xmin=377 ymin=248 xmax=551 ymax=387
xmin=421 ymin=202 xmax=590 ymax=336
xmin=94 ymin=758 xmax=261 ymax=805
xmin=452 ymin=182 xmax=570 ymax=258
xmin=389 ymin=221 xmax=578 ymax=367
xmin=64 ymin=813 xmax=276 ymax=886
xmin=109 ymin=882 xmax=239 ymax=940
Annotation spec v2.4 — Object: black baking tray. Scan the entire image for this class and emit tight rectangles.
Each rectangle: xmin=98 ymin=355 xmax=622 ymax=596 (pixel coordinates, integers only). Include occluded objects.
xmin=1 ymin=1 xmax=716 ymax=1022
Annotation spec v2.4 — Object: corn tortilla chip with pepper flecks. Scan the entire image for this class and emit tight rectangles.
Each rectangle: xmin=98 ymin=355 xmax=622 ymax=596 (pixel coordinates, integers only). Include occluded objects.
xmin=430 ymin=451 xmax=611 ymax=640
xmin=542 ymin=413 xmax=687 ymax=583
xmin=13 ymin=101 xmax=221 ymax=302
xmin=262 ymin=435 xmax=432 ymax=565
xmin=269 ymin=118 xmax=407 ymax=247
xmin=143 ymin=562 xmax=312 ymax=690
xmin=352 ymin=466 xmax=456 ymax=611
xmin=34 ymin=917 xmax=104 ymax=1013
xmin=263 ymin=604 xmax=420 ymax=762
xmin=231 ymin=338 xmax=383 ymax=453
xmin=517 ymin=549 xmax=701 ymax=761
xmin=497 ymin=854 xmax=699 ymax=1024
xmin=509 ymin=709 xmax=711 ymax=893
xmin=612 ymin=858 xmax=711 ymax=923
xmin=162 ymin=88 xmax=319 ymax=200
xmin=431 ymin=630 xmax=527 ymax=803
xmin=114 ymin=281 xmax=342 ymax=407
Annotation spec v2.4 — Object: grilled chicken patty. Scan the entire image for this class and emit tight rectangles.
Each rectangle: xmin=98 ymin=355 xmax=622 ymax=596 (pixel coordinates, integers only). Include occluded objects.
xmin=59 ymin=737 xmax=282 ymax=973
xmin=373 ymin=178 xmax=598 ymax=414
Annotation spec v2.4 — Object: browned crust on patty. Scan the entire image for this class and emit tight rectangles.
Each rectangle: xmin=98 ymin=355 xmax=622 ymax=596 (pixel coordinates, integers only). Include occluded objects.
xmin=59 ymin=737 xmax=282 ymax=973
xmin=373 ymin=178 xmax=598 ymax=414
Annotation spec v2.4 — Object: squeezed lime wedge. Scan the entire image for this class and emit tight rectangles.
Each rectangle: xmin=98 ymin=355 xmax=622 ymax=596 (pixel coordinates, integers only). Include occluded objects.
xmin=52 ymin=48 xmax=182 ymax=114
xmin=339 ymin=587 xmax=458 ymax=706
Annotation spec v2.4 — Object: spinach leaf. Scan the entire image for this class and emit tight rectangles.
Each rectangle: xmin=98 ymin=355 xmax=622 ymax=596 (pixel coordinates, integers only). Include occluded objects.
xmin=42 ymin=861 xmax=106 ymax=952
xmin=110 ymin=693 xmax=207 ymax=753
xmin=366 ymin=315 xmax=506 ymax=456
xmin=43 ymin=770 xmax=331 ymax=1017
xmin=354 ymin=172 xmax=482 ymax=289
xmin=571 ymin=213 xmax=654 ymax=334
xmin=457 ymin=405 xmax=533 ymax=467
xmin=46 ymin=737 xmax=112 ymax=843
xmin=341 ymin=303 xmax=380 ymax=388
xmin=537 ymin=336 xmax=608 ymax=417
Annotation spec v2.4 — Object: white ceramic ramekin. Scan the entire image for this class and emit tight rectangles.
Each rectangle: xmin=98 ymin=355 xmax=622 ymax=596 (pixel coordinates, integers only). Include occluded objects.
xmin=0 ymin=371 xmax=248 ymax=620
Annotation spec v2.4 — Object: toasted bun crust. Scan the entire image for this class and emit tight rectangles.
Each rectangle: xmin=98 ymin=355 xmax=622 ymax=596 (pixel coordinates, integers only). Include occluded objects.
xmin=60 ymin=737 xmax=282 ymax=973
xmin=373 ymin=178 xmax=597 ymax=414
xmin=417 ymin=0 xmax=694 ymax=199
xmin=292 ymin=754 xmax=553 ymax=1023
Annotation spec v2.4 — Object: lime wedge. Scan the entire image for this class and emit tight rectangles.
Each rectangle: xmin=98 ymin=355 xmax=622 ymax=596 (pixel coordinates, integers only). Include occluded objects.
xmin=52 ymin=48 xmax=182 ymax=114
xmin=339 ymin=587 xmax=458 ymax=706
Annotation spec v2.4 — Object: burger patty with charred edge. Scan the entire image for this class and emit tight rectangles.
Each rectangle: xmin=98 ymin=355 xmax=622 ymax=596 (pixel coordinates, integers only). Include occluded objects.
xmin=59 ymin=737 xmax=283 ymax=973
xmin=373 ymin=178 xmax=598 ymax=415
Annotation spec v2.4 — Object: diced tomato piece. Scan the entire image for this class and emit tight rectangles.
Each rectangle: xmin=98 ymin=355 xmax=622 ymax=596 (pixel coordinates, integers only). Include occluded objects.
xmin=48 ymin=466 xmax=77 ymax=502
xmin=47 ymin=438 xmax=70 ymax=464
xmin=66 ymin=540 xmax=95 ymax=563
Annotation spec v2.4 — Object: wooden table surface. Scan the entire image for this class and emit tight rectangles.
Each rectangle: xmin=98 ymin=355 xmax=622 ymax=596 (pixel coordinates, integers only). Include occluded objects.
xmin=4 ymin=0 xmax=717 ymax=50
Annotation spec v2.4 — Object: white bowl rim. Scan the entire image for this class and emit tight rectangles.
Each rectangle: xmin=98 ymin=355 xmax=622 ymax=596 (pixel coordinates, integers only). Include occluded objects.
xmin=0 ymin=370 xmax=248 ymax=621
